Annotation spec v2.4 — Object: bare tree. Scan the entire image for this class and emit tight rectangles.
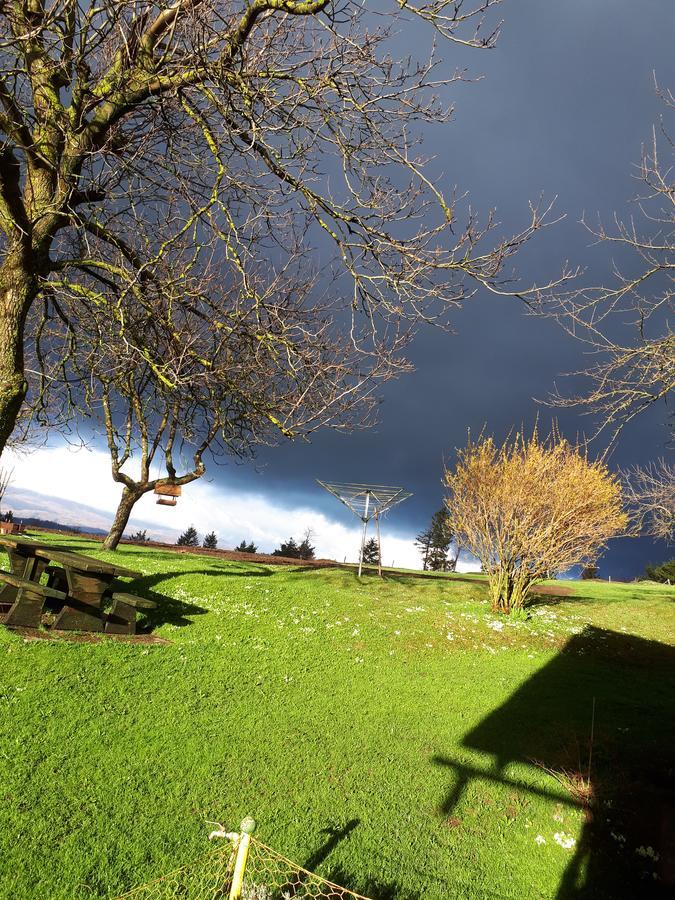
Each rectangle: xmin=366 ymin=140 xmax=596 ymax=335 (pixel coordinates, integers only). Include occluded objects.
xmin=0 ymin=0 xmax=568 ymax=457
xmin=0 ymin=465 xmax=12 ymax=514
xmin=444 ymin=428 xmax=627 ymax=612
xmin=36 ymin=264 xmax=396 ymax=550
xmin=624 ymin=459 xmax=674 ymax=544
xmin=542 ymin=86 xmax=674 ymax=443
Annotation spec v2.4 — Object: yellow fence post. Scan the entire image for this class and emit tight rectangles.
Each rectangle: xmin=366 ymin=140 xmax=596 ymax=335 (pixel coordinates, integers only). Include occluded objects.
xmin=228 ymin=816 xmax=256 ymax=900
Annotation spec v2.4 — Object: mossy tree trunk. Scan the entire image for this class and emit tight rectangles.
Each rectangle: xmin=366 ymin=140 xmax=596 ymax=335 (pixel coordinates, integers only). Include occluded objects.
xmin=488 ymin=566 xmax=531 ymax=614
xmin=0 ymin=253 xmax=37 ymax=453
xmin=102 ymin=486 xmax=145 ymax=551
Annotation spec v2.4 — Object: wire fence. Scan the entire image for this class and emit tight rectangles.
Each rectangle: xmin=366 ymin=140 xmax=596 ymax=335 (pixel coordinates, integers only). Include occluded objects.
xmin=118 ymin=820 xmax=371 ymax=900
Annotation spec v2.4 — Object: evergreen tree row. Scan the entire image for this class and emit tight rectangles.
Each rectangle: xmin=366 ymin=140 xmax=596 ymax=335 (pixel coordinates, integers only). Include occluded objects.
xmin=174 ymin=527 xmax=318 ymax=558
xmin=176 ymin=526 xmax=219 ymax=549
xmin=272 ymin=529 xmax=316 ymax=560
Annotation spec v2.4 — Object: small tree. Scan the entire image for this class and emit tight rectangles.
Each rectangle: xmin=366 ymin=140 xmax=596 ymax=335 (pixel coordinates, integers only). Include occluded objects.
xmin=417 ymin=509 xmax=458 ymax=571
xmin=362 ymin=537 xmax=380 ymax=565
xmin=428 ymin=509 xmax=454 ymax=571
xmin=273 ymin=538 xmax=301 ymax=559
xmin=581 ymin=564 xmax=599 ymax=580
xmin=203 ymin=532 xmax=218 ymax=550
xmin=128 ymin=529 xmax=149 ymax=543
xmin=235 ymin=540 xmax=257 ymax=554
xmin=298 ymin=530 xmax=316 ymax=561
xmin=0 ymin=468 xmax=12 ymax=519
xmin=177 ymin=526 xmax=199 ymax=548
xmin=415 ymin=527 xmax=433 ymax=570
xmin=444 ymin=429 xmax=627 ymax=613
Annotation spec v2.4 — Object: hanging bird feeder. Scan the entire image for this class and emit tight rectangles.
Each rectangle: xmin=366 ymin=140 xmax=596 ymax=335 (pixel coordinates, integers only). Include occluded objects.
xmin=154 ymin=483 xmax=182 ymax=507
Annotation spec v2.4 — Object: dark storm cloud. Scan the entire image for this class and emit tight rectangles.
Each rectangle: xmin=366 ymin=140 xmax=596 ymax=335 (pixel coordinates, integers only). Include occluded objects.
xmin=213 ymin=0 xmax=674 ymax=575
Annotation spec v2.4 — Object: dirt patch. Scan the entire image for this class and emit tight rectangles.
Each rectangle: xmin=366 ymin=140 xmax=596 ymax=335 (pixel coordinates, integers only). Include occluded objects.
xmin=26 ymin=526 xmax=339 ymax=568
xmin=4 ymin=624 xmax=172 ymax=645
xmin=531 ymin=584 xmax=574 ymax=598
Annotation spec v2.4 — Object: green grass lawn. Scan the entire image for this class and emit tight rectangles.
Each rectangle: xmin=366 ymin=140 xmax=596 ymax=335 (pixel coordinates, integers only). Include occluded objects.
xmin=0 ymin=534 xmax=673 ymax=899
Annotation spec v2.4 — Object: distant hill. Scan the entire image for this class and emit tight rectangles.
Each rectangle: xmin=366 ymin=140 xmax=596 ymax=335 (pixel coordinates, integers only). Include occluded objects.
xmin=14 ymin=515 xmax=109 ymax=536
xmin=2 ymin=485 xmax=170 ymax=542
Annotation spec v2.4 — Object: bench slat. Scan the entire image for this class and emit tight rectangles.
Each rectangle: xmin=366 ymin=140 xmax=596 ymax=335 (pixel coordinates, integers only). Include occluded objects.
xmin=110 ymin=592 xmax=156 ymax=609
xmin=0 ymin=569 xmax=67 ymax=600
xmin=34 ymin=548 xmax=141 ymax=579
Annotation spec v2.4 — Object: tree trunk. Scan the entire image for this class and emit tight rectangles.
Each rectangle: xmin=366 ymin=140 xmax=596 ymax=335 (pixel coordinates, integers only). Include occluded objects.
xmin=103 ymin=486 xmax=143 ymax=551
xmin=0 ymin=256 xmax=35 ymax=455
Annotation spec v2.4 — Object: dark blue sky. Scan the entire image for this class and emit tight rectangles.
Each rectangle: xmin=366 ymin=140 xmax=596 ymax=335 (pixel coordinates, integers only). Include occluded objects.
xmin=200 ymin=1 xmax=674 ymax=578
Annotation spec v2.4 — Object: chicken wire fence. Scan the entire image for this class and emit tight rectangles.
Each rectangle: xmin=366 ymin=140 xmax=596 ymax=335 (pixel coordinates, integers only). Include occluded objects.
xmin=118 ymin=819 xmax=371 ymax=900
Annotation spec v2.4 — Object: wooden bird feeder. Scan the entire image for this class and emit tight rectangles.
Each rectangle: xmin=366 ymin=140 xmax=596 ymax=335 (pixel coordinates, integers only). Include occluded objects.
xmin=155 ymin=484 xmax=181 ymax=507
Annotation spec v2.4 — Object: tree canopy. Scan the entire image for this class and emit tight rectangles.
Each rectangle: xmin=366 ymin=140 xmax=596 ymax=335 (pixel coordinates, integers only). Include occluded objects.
xmin=0 ymin=0 xmax=562 ymax=458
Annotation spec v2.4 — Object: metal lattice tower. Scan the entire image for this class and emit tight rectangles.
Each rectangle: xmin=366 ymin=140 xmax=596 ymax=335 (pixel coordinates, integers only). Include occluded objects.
xmin=317 ymin=481 xmax=412 ymax=576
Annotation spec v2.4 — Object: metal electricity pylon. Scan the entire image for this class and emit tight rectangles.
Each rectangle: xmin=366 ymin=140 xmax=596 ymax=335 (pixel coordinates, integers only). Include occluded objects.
xmin=317 ymin=481 xmax=412 ymax=576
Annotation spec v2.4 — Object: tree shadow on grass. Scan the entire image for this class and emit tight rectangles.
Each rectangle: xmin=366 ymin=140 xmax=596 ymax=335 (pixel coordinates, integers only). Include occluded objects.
xmin=321 ymin=866 xmax=415 ymax=900
xmin=129 ymin=565 xmax=275 ymax=593
xmin=272 ymin=818 xmax=414 ymax=899
xmin=433 ymin=626 xmax=675 ymax=899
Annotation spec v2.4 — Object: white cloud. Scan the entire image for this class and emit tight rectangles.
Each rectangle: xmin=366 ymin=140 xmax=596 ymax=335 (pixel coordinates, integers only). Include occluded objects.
xmin=2 ymin=444 xmax=481 ymax=572
xmin=1 ymin=445 xmax=430 ymax=567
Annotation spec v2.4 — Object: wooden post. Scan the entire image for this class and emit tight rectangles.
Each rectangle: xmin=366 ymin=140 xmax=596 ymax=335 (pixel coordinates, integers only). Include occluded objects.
xmin=229 ymin=817 xmax=256 ymax=900
xmin=53 ymin=570 xmax=107 ymax=632
xmin=357 ymin=491 xmax=370 ymax=578
xmin=375 ymin=511 xmax=382 ymax=577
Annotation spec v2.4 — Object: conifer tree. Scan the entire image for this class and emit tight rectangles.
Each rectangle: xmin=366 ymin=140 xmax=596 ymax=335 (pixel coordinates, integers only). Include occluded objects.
xmin=415 ymin=527 xmax=433 ymax=570
xmin=235 ymin=540 xmax=258 ymax=554
xmin=177 ymin=526 xmax=199 ymax=547
xmin=203 ymin=532 xmax=218 ymax=550
xmin=298 ymin=530 xmax=316 ymax=561
xmin=428 ymin=509 xmax=454 ymax=571
xmin=417 ymin=510 xmax=455 ymax=571
xmin=273 ymin=538 xmax=301 ymax=559
xmin=362 ymin=537 xmax=380 ymax=565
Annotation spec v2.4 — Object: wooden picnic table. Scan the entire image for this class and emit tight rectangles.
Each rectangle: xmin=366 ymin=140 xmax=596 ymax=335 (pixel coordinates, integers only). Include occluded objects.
xmin=0 ymin=536 xmax=142 ymax=632
xmin=0 ymin=535 xmax=60 ymax=617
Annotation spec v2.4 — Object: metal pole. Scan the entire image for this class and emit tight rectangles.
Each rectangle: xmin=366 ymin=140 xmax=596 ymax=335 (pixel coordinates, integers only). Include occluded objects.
xmin=375 ymin=510 xmax=382 ymax=577
xmin=358 ymin=491 xmax=370 ymax=577
xmin=229 ymin=817 xmax=256 ymax=900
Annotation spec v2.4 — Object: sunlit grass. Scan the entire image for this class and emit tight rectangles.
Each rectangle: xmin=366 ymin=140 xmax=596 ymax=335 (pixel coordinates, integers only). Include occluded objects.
xmin=0 ymin=534 xmax=673 ymax=898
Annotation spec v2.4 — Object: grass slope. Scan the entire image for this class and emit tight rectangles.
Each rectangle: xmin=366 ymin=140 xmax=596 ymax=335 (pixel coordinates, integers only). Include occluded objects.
xmin=0 ymin=535 xmax=673 ymax=899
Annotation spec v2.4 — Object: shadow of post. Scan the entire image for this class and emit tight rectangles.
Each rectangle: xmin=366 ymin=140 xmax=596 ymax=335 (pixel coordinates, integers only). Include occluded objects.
xmin=433 ymin=626 xmax=675 ymax=898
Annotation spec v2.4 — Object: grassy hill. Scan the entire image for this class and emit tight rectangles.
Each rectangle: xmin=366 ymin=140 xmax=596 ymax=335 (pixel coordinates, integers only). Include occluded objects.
xmin=0 ymin=534 xmax=673 ymax=899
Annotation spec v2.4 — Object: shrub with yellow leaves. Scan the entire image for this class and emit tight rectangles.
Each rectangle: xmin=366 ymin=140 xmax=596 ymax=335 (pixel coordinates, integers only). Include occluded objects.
xmin=444 ymin=429 xmax=628 ymax=613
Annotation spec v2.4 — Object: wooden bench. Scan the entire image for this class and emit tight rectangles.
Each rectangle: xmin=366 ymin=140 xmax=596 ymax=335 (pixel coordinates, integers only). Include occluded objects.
xmin=105 ymin=592 xmax=157 ymax=635
xmin=0 ymin=569 xmax=67 ymax=628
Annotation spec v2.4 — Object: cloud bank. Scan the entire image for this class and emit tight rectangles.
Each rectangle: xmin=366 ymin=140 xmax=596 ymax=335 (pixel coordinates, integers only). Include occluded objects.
xmin=1 ymin=445 xmax=485 ymax=571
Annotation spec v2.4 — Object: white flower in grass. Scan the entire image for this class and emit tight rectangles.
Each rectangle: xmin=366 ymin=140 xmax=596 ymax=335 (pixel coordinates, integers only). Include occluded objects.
xmin=488 ymin=620 xmax=504 ymax=632
xmin=535 ymin=835 xmax=546 ymax=845
xmin=554 ymin=832 xmax=576 ymax=850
